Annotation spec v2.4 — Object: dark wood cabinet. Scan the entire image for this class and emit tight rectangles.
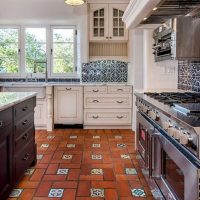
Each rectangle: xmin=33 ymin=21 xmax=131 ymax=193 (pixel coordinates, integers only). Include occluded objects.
xmin=0 ymin=97 xmax=36 ymax=200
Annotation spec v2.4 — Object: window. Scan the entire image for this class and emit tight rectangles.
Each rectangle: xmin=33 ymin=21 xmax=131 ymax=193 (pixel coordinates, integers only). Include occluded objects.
xmin=0 ymin=27 xmax=19 ymax=73
xmin=51 ymin=27 xmax=76 ymax=74
xmin=25 ymin=28 xmax=46 ymax=73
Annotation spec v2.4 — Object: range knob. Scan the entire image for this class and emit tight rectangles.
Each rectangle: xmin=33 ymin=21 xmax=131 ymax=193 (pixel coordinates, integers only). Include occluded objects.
xmin=163 ymin=121 xmax=172 ymax=130
xmin=173 ymin=129 xmax=182 ymax=140
xmin=180 ymin=133 xmax=188 ymax=145
xmin=168 ymin=127 xmax=176 ymax=137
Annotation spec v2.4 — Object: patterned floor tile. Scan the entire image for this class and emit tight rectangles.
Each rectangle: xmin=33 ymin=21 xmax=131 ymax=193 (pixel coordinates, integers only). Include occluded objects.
xmin=37 ymin=154 xmax=43 ymax=160
xmin=57 ymin=169 xmax=69 ymax=175
xmin=93 ymin=136 xmax=100 ymax=139
xmin=115 ymin=135 xmax=122 ymax=139
xmin=67 ymin=144 xmax=76 ymax=148
xmin=90 ymin=188 xmax=104 ymax=197
xmin=125 ymin=168 xmax=137 ymax=175
xmin=91 ymin=155 xmax=102 ymax=160
xmin=91 ymin=168 xmax=103 ymax=175
xmin=121 ymin=154 xmax=130 ymax=159
xmin=117 ymin=143 xmax=126 ymax=148
xmin=69 ymin=135 xmax=77 ymax=139
xmin=92 ymin=143 xmax=101 ymax=148
xmin=62 ymin=155 xmax=72 ymax=160
xmin=47 ymin=135 xmax=55 ymax=140
xmin=24 ymin=168 xmax=35 ymax=175
xmin=48 ymin=188 xmax=64 ymax=197
xmin=9 ymin=189 xmax=23 ymax=198
xmin=131 ymin=188 xmax=146 ymax=197
xmin=41 ymin=144 xmax=49 ymax=148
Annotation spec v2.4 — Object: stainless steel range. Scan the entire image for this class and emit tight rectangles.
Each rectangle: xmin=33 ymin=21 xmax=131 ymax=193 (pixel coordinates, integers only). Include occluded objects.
xmin=135 ymin=92 xmax=200 ymax=200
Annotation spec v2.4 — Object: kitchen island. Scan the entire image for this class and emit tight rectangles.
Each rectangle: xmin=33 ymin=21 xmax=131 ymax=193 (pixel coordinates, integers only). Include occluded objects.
xmin=0 ymin=92 xmax=37 ymax=200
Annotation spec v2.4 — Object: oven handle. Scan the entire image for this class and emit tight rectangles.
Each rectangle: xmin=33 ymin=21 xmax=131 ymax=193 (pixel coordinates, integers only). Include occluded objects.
xmin=149 ymin=132 xmax=161 ymax=177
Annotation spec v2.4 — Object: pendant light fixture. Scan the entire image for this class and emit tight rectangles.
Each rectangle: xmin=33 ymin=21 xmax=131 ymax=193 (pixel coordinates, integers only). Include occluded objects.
xmin=64 ymin=0 xmax=85 ymax=6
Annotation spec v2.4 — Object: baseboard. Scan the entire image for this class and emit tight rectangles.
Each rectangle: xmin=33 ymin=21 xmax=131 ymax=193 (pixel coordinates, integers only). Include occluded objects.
xmin=54 ymin=124 xmax=83 ymax=129
xmin=84 ymin=125 xmax=132 ymax=129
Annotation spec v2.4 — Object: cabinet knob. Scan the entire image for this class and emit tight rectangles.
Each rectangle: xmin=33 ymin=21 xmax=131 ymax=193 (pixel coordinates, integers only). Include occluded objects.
xmin=92 ymin=116 xmax=99 ymax=119
xmin=116 ymin=116 xmax=123 ymax=119
xmin=23 ymin=153 xmax=30 ymax=161
xmin=92 ymin=89 xmax=99 ymax=92
xmin=117 ymin=101 xmax=124 ymax=104
xmin=22 ymin=120 xmax=28 ymax=125
xmin=66 ymin=88 xmax=72 ymax=91
xmin=22 ymin=133 xmax=28 ymax=140
xmin=106 ymin=37 xmax=108 ymax=39
xmin=92 ymin=99 xmax=99 ymax=103
xmin=117 ymin=88 xmax=123 ymax=91
xmin=109 ymin=36 xmax=112 ymax=39
xmin=22 ymin=106 xmax=28 ymax=111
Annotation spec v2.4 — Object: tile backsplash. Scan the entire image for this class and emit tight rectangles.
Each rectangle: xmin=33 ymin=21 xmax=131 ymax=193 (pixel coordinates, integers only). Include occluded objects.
xmin=178 ymin=60 xmax=200 ymax=92
xmin=82 ymin=60 xmax=128 ymax=83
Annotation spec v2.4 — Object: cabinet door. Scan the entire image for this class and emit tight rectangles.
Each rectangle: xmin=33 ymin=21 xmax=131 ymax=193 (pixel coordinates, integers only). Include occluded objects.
xmin=0 ymin=126 xmax=12 ymax=200
xmin=54 ymin=86 xmax=83 ymax=124
xmin=34 ymin=100 xmax=47 ymax=127
xmin=108 ymin=4 xmax=128 ymax=41
xmin=89 ymin=4 xmax=109 ymax=41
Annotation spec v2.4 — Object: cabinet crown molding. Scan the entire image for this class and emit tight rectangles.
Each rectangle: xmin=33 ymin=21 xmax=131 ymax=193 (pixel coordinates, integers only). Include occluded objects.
xmin=122 ymin=0 xmax=161 ymax=29
xmin=88 ymin=0 xmax=130 ymax=3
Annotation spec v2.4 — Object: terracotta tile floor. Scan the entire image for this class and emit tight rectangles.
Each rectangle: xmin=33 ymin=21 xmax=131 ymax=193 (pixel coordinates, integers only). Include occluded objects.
xmin=8 ymin=129 xmax=154 ymax=200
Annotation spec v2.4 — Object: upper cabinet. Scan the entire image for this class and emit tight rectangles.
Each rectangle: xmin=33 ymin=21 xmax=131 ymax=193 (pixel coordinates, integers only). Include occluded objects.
xmin=89 ymin=4 xmax=128 ymax=41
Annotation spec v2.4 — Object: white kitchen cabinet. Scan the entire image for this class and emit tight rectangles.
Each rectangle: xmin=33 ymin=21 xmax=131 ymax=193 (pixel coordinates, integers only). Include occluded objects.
xmin=89 ymin=3 xmax=128 ymax=41
xmin=84 ymin=85 xmax=132 ymax=129
xmin=54 ymin=86 xmax=83 ymax=124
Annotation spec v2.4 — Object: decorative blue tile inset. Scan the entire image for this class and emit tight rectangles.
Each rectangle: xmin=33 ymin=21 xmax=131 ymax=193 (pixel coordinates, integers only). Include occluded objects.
xmin=82 ymin=60 xmax=128 ymax=83
xmin=131 ymin=188 xmax=146 ymax=197
xmin=178 ymin=60 xmax=200 ymax=92
xmin=48 ymin=189 xmax=64 ymax=197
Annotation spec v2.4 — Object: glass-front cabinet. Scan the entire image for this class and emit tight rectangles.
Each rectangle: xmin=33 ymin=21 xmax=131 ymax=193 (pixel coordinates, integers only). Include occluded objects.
xmin=89 ymin=4 xmax=128 ymax=41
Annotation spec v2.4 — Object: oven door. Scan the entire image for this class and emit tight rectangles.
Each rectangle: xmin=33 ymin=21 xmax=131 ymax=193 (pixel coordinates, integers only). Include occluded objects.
xmin=136 ymin=112 xmax=157 ymax=170
xmin=155 ymin=131 xmax=200 ymax=200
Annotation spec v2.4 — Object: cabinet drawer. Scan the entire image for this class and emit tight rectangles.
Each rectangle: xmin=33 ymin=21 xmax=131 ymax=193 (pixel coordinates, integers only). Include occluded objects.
xmin=84 ymin=109 xmax=132 ymax=125
xmin=84 ymin=86 xmax=107 ymax=94
xmin=14 ymin=139 xmax=35 ymax=182
xmin=84 ymin=94 xmax=132 ymax=109
xmin=14 ymin=98 xmax=34 ymax=120
xmin=15 ymin=126 xmax=34 ymax=152
xmin=0 ymin=108 xmax=12 ymax=129
xmin=14 ymin=113 xmax=34 ymax=138
xmin=107 ymin=85 xmax=132 ymax=94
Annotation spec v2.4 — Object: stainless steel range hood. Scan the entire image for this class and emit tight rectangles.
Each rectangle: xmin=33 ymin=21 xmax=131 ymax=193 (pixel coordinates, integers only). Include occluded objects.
xmin=142 ymin=0 xmax=200 ymax=24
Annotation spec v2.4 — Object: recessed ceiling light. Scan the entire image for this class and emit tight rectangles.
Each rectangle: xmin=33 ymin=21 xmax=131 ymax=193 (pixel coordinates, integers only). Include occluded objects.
xmin=153 ymin=7 xmax=158 ymax=11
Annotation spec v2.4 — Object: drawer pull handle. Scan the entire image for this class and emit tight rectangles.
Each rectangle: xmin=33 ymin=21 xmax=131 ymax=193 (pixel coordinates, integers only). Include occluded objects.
xmin=22 ymin=106 xmax=28 ymax=111
xmin=0 ymin=121 xmax=3 ymax=127
xmin=92 ymin=116 xmax=99 ymax=119
xmin=22 ymin=120 xmax=28 ymax=125
xmin=117 ymin=116 xmax=123 ymax=119
xmin=117 ymin=101 xmax=124 ymax=104
xmin=22 ymin=133 xmax=28 ymax=140
xmin=117 ymin=89 xmax=123 ymax=91
xmin=93 ymin=89 xmax=99 ymax=92
xmin=92 ymin=100 xmax=99 ymax=103
xmin=23 ymin=153 xmax=30 ymax=161
xmin=66 ymin=88 xmax=72 ymax=91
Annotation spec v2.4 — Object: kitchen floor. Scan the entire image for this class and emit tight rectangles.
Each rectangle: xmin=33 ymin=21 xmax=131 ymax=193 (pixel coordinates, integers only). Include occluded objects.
xmin=8 ymin=129 xmax=154 ymax=200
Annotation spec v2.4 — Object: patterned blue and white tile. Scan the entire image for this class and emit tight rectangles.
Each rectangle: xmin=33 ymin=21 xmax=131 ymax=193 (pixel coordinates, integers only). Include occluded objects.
xmin=125 ymin=168 xmax=137 ymax=175
xmin=91 ymin=168 xmax=103 ymax=175
xmin=91 ymin=155 xmax=102 ymax=160
xmin=48 ymin=189 xmax=64 ymax=198
xmin=90 ymin=188 xmax=104 ymax=197
xmin=62 ymin=154 xmax=72 ymax=160
xmin=57 ymin=169 xmax=69 ymax=175
xmin=9 ymin=189 xmax=23 ymax=198
xmin=131 ymin=188 xmax=146 ymax=197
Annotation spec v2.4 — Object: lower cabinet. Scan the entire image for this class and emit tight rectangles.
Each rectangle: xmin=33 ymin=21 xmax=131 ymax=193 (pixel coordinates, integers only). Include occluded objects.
xmin=0 ymin=97 xmax=37 ymax=200
xmin=54 ymin=86 xmax=83 ymax=124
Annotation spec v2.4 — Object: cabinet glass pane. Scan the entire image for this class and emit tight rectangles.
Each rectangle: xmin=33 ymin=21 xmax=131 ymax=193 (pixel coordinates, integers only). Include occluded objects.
xmin=119 ymin=10 xmax=124 ymax=17
xmin=113 ymin=9 xmax=118 ymax=17
xmin=100 ymin=9 xmax=104 ymax=17
xmin=94 ymin=18 xmax=98 ymax=27
xmin=119 ymin=28 xmax=124 ymax=36
xmin=100 ymin=18 xmax=104 ymax=27
xmin=113 ymin=28 xmax=118 ymax=36
xmin=94 ymin=10 xmax=98 ymax=17
xmin=113 ymin=18 xmax=118 ymax=27
xmin=93 ymin=28 xmax=98 ymax=37
xmin=119 ymin=18 xmax=124 ymax=26
xmin=100 ymin=28 xmax=104 ymax=37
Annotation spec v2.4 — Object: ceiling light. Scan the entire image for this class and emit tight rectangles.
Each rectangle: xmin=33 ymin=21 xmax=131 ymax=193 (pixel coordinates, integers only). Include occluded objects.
xmin=153 ymin=7 xmax=158 ymax=11
xmin=64 ymin=0 xmax=85 ymax=6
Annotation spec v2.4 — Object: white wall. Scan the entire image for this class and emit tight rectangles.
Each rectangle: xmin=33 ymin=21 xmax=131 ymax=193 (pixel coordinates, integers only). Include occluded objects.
xmin=0 ymin=0 xmax=89 ymax=64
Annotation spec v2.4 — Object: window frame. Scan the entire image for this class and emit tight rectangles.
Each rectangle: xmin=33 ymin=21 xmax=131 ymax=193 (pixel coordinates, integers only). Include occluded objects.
xmin=50 ymin=25 xmax=77 ymax=78
xmin=0 ymin=25 xmax=21 ymax=77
